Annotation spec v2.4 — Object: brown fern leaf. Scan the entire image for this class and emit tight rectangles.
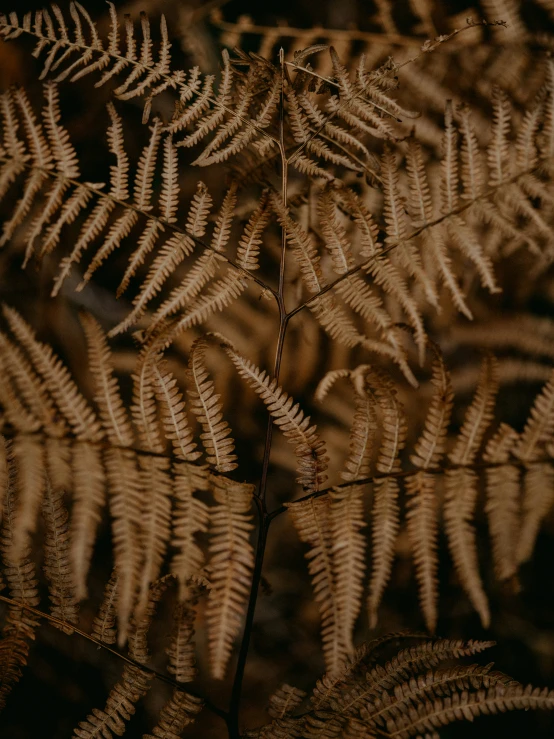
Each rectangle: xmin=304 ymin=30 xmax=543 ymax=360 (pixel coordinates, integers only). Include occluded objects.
xmin=145 ymin=183 xmax=238 ymax=339
xmin=206 ymin=475 xmax=254 ymax=679
xmin=0 ymin=465 xmax=40 ymax=710
xmin=8 ymin=434 xmax=44 ymax=564
xmin=484 ymin=423 xmax=520 ymax=584
xmin=0 ymin=4 xmax=184 ymax=115
xmin=2 ymin=306 xmax=101 ymax=441
xmin=111 ymin=180 xmax=212 ymax=336
xmin=330 ymin=484 xmax=366 ymax=656
xmin=167 ymin=585 xmax=199 ymax=684
xmin=406 ymin=345 xmax=453 ymax=632
xmin=384 ymin=682 xmax=554 ymax=738
xmin=220 ymin=338 xmax=328 ymax=492
xmin=186 ymin=337 xmax=237 ymax=473
xmin=142 ymin=691 xmax=203 ymax=739
xmin=131 ymin=354 xmax=173 ymax=615
xmin=287 ymin=496 xmax=345 ymax=675
xmin=0 ymin=331 xmax=65 ymax=436
xmin=257 ymin=683 xmax=307 ymax=738
xmin=41 ymin=479 xmax=79 ymax=633
xmin=515 ymin=368 xmax=554 ymax=564
xmin=338 ymin=187 xmax=426 ymax=364
xmin=154 ymin=268 xmax=250 ymax=348
xmin=271 ymin=193 xmax=323 ymax=294
xmin=444 ymin=356 xmax=499 ymax=627
xmin=367 ymin=370 xmax=407 ymax=629
xmin=75 ymin=576 xmax=172 ymax=737
xmin=91 ymin=572 xmax=118 ymax=645
xmin=193 ymin=69 xmax=280 ymax=167
xmin=104 ymin=446 xmax=143 ymax=645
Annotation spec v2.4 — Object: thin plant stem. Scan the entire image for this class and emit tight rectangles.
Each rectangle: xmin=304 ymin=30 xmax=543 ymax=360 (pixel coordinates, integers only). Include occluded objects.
xmin=227 ymin=47 xmax=290 ymax=739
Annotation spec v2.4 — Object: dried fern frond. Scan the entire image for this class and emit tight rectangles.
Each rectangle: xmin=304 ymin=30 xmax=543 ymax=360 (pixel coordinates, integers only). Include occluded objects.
xmin=0 ymin=3 xmax=184 ymax=116
xmin=2 ymin=306 xmax=101 ymax=442
xmin=444 ymin=356 xmax=499 ymax=627
xmin=219 ymin=337 xmax=328 ymax=492
xmin=74 ymin=576 xmax=172 ymax=738
xmin=406 ymin=345 xmax=453 ymax=632
xmin=170 ymin=462 xmax=210 ymax=597
xmin=256 ymin=634 xmax=554 ymax=739
xmin=41 ymin=479 xmax=79 ymax=633
xmin=287 ymin=496 xmax=345 ymax=674
xmin=186 ymin=337 xmax=237 ymax=473
xmin=206 ymin=475 xmax=254 ymax=679
xmin=367 ymin=370 xmax=407 ymax=629
xmin=0 ymin=462 xmax=40 ymax=710
xmin=143 ymin=691 xmax=203 ymax=739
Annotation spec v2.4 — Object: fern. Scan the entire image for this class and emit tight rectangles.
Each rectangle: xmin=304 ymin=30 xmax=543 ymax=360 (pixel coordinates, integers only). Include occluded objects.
xmin=1 ymin=2 xmax=554 ymax=738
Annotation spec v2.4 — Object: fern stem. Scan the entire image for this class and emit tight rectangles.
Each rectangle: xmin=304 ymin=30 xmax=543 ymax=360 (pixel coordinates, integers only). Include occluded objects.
xmin=266 ymin=455 xmax=554 ymax=521
xmin=228 ymin=49 xmax=290 ymax=738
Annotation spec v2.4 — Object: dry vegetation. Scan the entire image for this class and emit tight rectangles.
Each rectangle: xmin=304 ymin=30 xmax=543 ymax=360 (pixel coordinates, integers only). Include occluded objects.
xmin=0 ymin=1 xmax=554 ymax=737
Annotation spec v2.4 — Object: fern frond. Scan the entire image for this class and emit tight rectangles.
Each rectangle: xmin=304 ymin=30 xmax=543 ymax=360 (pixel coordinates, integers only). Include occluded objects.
xmin=41 ymin=479 xmax=79 ymax=633
xmin=158 ymin=133 xmax=179 ymax=223
xmin=43 ymin=80 xmax=79 ymax=177
xmin=338 ymin=188 xmax=426 ymax=362
xmin=515 ymin=368 xmax=554 ymax=462
xmin=287 ymin=496 xmax=345 ymax=674
xmin=444 ymin=357 xmax=498 ymax=626
xmin=186 ymin=338 xmax=237 ymax=473
xmin=167 ymin=586 xmax=199 ymax=683
xmin=410 ymin=347 xmax=453 ymax=471
xmin=488 ymin=86 xmax=512 ymax=188
xmin=91 ymin=572 xmax=118 ymax=645
xmin=236 ymin=191 xmax=271 ymax=271
xmin=220 ymin=339 xmax=328 ymax=492
xmin=74 ymin=577 xmax=172 ymax=738
xmin=81 ymin=313 xmax=134 ymax=447
xmin=104 ymin=446 xmax=143 ymax=644
xmin=367 ymin=370 xmax=407 ymax=628
xmin=70 ymin=441 xmax=106 ymax=601
xmin=132 ymin=349 xmax=164 ymax=454
xmin=405 ymin=470 xmax=439 ymax=633
xmin=152 ymin=360 xmax=200 ymax=462
xmin=406 ymin=347 xmax=453 ymax=632
xmin=171 ymin=462 xmax=209 ymax=597
xmin=112 ymin=181 xmax=214 ymax=335
xmin=8 ymin=434 xmax=44 ymax=563
xmin=517 ymin=462 xmax=554 ymax=566
xmin=330 ymin=484 xmax=366 ymax=656
xmin=136 ymin=454 xmax=172 ymax=615
xmin=193 ymin=72 xmax=280 ymax=167
xmin=484 ymin=423 xmax=520 ymax=583
xmin=156 ymin=269 xmax=250 ymax=347
xmin=271 ymin=193 xmax=323 ymax=293
xmin=146 ymin=184 xmax=237 ymax=337
xmin=384 ymin=682 xmax=554 ymax=738
xmin=0 ymin=4 xmax=184 ymax=113
xmin=206 ymin=475 xmax=254 ymax=679
xmin=2 ymin=306 xmax=101 ymax=441
xmin=318 ymin=186 xmax=355 ymax=275
xmin=143 ymin=691 xmax=203 ymax=739
xmin=341 ymin=369 xmax=378 ymax=482
xmin=73 ymin=665 xmax=151 ymax=738
xmin=458 ymin=103 xmax=485 ymax=201
xmin=0 ymin=471 xmax=40 ymax=710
